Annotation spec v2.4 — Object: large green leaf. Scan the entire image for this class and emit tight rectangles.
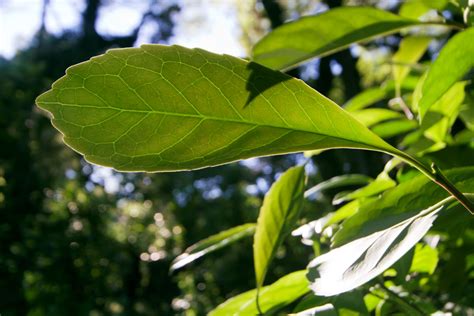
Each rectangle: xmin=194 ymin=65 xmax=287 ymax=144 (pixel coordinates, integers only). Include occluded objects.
xmin=252 ymin=7 xmax=420 ymax=70
xmin=209 ymin=270 xmax=309 ymax=316
xmin=417 ymin=27 xmax=474 ymax=120
xmin=307 ymin=201 xmax=443 ymax=296
xmin=332 ymin=167 xmax=474 ymax=247
xmin=254 ymin=166 xmax=305 ymax=293
xmin=170 ymin=223 xmax=255 ymax=272
xmin=36 ymin=45 xmax=398 ymax=172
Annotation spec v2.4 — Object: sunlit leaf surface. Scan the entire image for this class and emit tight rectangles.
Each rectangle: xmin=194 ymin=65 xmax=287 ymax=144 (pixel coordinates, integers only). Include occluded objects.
xmin=307 ymin=203 xmax=442 ymax=296
xmin=252 ymin=7 xmax=419 ymax=70
xmin=417 ymin=28 xmax=474 ymax=121
xmin=36 ymin=45 xmax=398 ymax=172
xmin=209 ymin=271 xmax=308 ymax=316
xmin=333 ymin=167 xmax=474 ymax=247
xmin=170 ymin=223 xmax=255 ymax=271
xmin=254 ymin=166 xmax=305 ymax=291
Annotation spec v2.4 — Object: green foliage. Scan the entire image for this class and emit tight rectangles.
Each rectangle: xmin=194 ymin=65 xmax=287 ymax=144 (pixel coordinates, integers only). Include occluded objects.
xmin=31 ymin=2 xmax=474 ymax=315
xmin=253 ymin=166 xmax=305 ymax=296
xmin=36 ymin=45 xmax=400 ymax=172
xmin=252 ymin=7 xmax=420 ymax=70
xmin=417 ymin=27 xmax=474 ymax=120
xmin=170 ymin=223 xmax=256 ymax=271
xmin=209 ymin=270 xmax=308 ymax=315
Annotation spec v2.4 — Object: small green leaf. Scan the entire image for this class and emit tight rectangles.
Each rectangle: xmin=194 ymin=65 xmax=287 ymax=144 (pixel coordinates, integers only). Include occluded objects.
xmin=372 ymin=119 xmax=418 ymax=138
xmin=344 ymin=87 xmax=388 ymax=112
xmin=417 ymin=27 xmax=474 ymax=121
xmin=170 ymin=223 xmax=255 ymax=272
xmin=409 ymin=243 xmax=439 ymax=274
xmin=209 ymin=271 xmax=309 ymax=316
xmin=252 ymin=7 xmax=420 ymax=71
xmin=399 ymin=0 xmax=448 ymax=19
xmin=352 ymin=109 xmax=403 ymax=128
xmin=392 ymin=36 xmax=431 ymax=94
xmin=332 ymin=167 xmax=474 ymax=247
xmin=332 ymin=173 xmax=396 ymax=205
xmin=423 ymin=81 xmax=467 ymax=142
xmin=36 ymin=45 xmax=399 ymax=172
xmin=307 ymin=202 xmax=443 ymax=296
xmin=254 ymin=166 xmax=305 ymax=292
xmin=305 ymin=174 xmax=373 ymax=198
xmin=324 ymin=200 xmax=360 ymax=228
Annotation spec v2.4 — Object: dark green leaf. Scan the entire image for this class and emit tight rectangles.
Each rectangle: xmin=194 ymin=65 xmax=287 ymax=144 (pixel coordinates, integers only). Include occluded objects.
xmin=36 ymin=45 xmax=399 ymax=172
xmin=252 ymin=7 xmax=420 ymax=71
xmin=170 ymin=223 xmax=255 ymax=271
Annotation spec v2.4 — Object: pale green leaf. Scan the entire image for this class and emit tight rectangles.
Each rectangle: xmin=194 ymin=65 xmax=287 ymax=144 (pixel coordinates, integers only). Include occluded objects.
xmin=372 ymin=119 xmax=418 ymax=138
xmin=252 ymin=7 xmax=420 ymax=71
xmin=254 ymin=166 xmax=305 ymax=292
xmin=399 ymin=0 xmax=448 ymax=20
xmin=392 ymin=36 xmax=431 ymax=94
xmin=333 ymin=173 xmax=396 ymax=205
xmin=307 ymin=202 xmax=443 ymax=296
xmin=170 ymin=223 xmax=255 ymax=272
xmin=409 ymin=243 xmax=438 ymax=274
xmin=344 ymin=87 xmax=388 ymax=112
xmin=352 ymin=109 xmax=403 ymax=127
xmin=324 ymin=200 xmax=360 ymax=227
xmin=36 ymin=45 xmax=398 ymax=172
xmin=423 ymin=81 xmax=467 ymax=142
xmin=332 ymin=167 xmax=474 ymax=247
xmin=304 ymin=174 xmax=373 ymax=198
xmin=209 ymin=270 xmax=309 ymax=316
xmin=417 ymin=27 xmax=474 ymax=121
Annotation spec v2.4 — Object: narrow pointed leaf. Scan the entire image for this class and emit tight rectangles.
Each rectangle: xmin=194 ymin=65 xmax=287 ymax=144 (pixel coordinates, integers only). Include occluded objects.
xmin=36 ymin=45 xmax=399 ymax=172
xmin=392 ymin=36 xmax=431 ymax=94
xmin=304 ymin=174 xmax=373 ymax=198
xmin=209 ymin=271 xmax=309 ymax=316
xmin=417 ymin=27 xmax=474 ymax=121
xmin=170 ymin=223 xmax=255 ymax=272
xmin=332 ymin=167 xmax=474 ymax=247
xmin=307 ymin=203 xmax=442 ymax=296
xmin=252 ymin=7 xmax=420 ymax=71
xmin=352 ymin=109 xmax=403 ymax=127
xmin=332 ymin=173 xmax=396 ymax=205
xmin=254 ymin=166 xmax=305 ymax=292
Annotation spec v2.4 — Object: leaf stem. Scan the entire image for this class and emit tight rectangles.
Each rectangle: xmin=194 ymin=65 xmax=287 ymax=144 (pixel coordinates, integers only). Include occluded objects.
xmin=377 ymin=282 xmax=425 ymax=316
xmin=395 ymin=152 xmax=474 ymax=215
xmin=256 ymin=291 xmax=263 ymax=315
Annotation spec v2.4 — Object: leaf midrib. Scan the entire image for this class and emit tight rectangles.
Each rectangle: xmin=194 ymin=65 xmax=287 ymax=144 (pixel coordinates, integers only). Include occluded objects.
xmin=39 ymin=99 xmax=388 ymax=152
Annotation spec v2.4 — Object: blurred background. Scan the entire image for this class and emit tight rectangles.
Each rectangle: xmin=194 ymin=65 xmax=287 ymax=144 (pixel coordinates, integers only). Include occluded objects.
xmin=0 ymin=0 xmax=467 ymax=315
